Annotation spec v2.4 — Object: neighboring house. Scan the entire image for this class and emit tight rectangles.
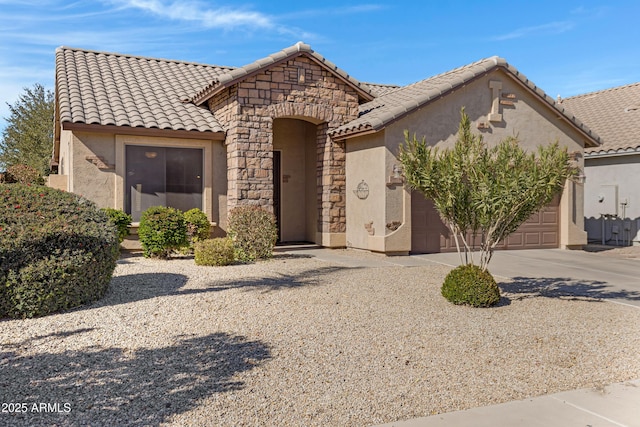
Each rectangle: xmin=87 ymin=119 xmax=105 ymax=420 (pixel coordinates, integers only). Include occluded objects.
xmin=562 ymin=83 xmax=640 ymax=246
xmin=50 ymin=42 xmax=599 ymax=254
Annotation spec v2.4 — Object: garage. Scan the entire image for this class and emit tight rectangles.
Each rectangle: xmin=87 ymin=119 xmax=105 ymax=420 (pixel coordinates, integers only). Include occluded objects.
xmin=411 ymin=191 xmax=560 ymax=254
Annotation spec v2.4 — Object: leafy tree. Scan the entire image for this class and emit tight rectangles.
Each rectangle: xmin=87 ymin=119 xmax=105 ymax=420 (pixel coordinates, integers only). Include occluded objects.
xmin=399 ymin=108 xmax=575 ymax=271
xmin=0 ymin=83 xmax=54 ymax=175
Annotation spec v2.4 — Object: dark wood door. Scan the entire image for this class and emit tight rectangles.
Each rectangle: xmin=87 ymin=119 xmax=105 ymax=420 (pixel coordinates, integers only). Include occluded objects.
xmin=273 ymin=151 xmax=282 ymax=242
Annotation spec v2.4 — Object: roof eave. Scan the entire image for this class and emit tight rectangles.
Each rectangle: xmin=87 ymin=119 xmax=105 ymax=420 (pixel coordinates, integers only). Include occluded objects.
xmin=60 ymin=121 xmax=226 ymax=140
xmin=585 ymin=147 xmax=640 ymax=159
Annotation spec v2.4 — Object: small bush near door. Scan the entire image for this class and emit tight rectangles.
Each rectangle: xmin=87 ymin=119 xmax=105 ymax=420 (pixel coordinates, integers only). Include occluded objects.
xmin=184 ymin=208 xmax=211 ymax=249
xmin=101 ymin=208 xmax=132 ymax=243
xmin=441 ymin=264 xmax=501 ymax=307
xmin=228 ymin=206 xmax=278 ymax=262
xmin=194 ymin=238 xmax=235 ymax=266
xmin=138 ymin=206 xmax=187 ymax=258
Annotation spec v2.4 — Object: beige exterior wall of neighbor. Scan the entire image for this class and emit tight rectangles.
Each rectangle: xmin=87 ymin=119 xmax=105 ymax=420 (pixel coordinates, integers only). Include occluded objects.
xmin=584 ymin=154 xmax=640 ymax=246
xmin=381 ymin=69 xmax=589 ymax=249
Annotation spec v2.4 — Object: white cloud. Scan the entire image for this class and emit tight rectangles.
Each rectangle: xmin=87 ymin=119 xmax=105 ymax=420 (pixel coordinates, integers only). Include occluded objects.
xmin=108 ymin=0 xmax=274 ymax=29
xmin=490 ymin=21 xmax=575 ymax=41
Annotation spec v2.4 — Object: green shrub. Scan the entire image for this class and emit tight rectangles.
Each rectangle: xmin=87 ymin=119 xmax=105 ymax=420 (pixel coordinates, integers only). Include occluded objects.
xmin=441 ymin=264 xmax=501 ymax=307
xmin=101 ymin=208 xmax=132 ymax=243
xmin=4 ymin=164 xmax=44 ymax=185
xmin=194 ymin=238 xmax=236 ymax=266
xmin=184 ymin=208 xmax=211 ymax=247
xmin=227 ymin=205 xmax=278 ymax=262
xmin=0 ymin=184 xmax=119 ymax=318
xmin=138 ymin=206 xmax=187 ymax=258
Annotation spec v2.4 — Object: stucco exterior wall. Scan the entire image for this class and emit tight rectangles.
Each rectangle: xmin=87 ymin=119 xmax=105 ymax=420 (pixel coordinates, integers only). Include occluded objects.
xmin=584 ymin=154 xmax=640 ymax=245
xmin=51 ymin=129 xmax=73 ymax=190
xmin=57 ymin=131 xmax=227 ymax=233
xmin=345 ymin=132 xmax=386 ymax=250
xmin=71 ymin=131 xmax=116 ymax=208
xmin=273 ymin=118 xmax=318 ymax=242
xmin=345 ymin=69 xmax=590 ymax=253
xmin=381 ymin=70 xmax=589 ymax=249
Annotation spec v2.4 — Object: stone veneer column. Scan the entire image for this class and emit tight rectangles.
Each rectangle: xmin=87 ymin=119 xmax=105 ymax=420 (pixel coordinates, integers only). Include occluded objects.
xmin=317 ymin=123 xmax=346 ymax=246
xmin=209 ymin=56 xmax=360 ymax=247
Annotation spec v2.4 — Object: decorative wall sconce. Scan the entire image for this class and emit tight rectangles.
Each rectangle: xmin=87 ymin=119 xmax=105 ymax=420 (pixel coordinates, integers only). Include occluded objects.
xmin=575 ymin=171 xmax=587 ymax=184
xmin=387 ymin=164 xmax=404 ymax=186
xmin=354 ymin=180 xmax=369 ymax=199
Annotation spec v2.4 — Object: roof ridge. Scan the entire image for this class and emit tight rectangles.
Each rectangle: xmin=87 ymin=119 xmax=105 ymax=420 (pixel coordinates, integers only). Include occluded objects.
xmin=190 ymin=41 xmax=376 ymax=105
xmin=363 ymin=82 xmax=401 ymax=88
xmin=398 ymin=56 xmax=503 ymax=90
xmin=564 ymin=81 xmax=640 ymax=101
xmin=331 ymin=55 xmax=600 ymax=147
xmin=56 ymin=46 xmax=236 ymax=70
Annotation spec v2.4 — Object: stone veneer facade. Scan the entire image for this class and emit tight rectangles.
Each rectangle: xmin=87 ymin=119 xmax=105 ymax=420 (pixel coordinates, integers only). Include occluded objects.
xmin=207 ymin=56 xmax=361 ymax=242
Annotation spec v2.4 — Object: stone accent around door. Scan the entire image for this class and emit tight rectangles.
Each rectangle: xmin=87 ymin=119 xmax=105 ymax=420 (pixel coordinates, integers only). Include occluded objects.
xmin=208 ymin=55 xmax=359 ymax=241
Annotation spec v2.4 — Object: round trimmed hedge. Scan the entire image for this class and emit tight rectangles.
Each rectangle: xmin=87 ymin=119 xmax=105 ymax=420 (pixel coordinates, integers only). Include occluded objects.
xmin=441 ymin=264 xmax=501 ymax=307
xmin=0 ymin=184 xmax=120 ymax=318
xmin=138 ymin=206 xmax=187 ymax=258
xmin=228 ymin=206 xmax=277 ymax=262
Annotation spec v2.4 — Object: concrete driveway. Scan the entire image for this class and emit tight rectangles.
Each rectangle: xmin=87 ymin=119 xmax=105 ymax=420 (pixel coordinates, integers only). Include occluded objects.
xmin=413 ymin=248 xmax=640 ymax=308
xmin=283 ymin=245 xmax=640 ymax=308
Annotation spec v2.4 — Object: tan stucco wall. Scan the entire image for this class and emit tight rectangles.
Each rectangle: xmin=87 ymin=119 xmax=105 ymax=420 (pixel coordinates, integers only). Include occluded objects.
xmin=71 ymin=131 xmax=116 ymax=208
xmin=384 ymin=70 xmax=588 ymax=249
xmin=345 ymin=69 xmax=590 ymax=252
xmin=273 ymin=118 xmax=318 ymax=242
xmin=345 ymin=132 xmax=386 ymax=250
xmin=59 ymin=130 xmax=227 ymax=232
xmin=58 ymin=129 xmax=72 ymax=189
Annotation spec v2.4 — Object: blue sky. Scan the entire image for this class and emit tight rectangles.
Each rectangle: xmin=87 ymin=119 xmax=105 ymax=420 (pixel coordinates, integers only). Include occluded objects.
xmin=1 ymin=1 xmax=639 ymax=133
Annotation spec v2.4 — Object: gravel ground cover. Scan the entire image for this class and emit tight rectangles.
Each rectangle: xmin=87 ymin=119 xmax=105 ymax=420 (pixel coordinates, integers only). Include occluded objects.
xmin=1 ymin=251 xmax=639 ymax=426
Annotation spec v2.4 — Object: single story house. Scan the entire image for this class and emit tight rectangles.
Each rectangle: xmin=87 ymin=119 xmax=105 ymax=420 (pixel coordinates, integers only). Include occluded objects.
xmin=561 ymin=83 xmax=640 ymax=246
xmin=49 ymin=42 xmax=599 ymax=254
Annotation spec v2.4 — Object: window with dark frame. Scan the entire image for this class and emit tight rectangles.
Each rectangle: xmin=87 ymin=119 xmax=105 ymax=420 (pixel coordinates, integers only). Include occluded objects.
xmin=125 ymin=145 xmax=203 ymax=221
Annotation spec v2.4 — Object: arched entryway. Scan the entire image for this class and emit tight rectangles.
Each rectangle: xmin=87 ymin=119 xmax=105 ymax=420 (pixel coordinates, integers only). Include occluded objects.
xmin=272 ymin=118 xmax=319 ymax=243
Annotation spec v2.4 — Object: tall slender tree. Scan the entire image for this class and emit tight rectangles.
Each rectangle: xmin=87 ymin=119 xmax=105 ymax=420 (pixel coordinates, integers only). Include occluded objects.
xmin=0 ymin=83 xmax=54 ymax=175
xmin=399 ymin=108 xmax=575 ymax=271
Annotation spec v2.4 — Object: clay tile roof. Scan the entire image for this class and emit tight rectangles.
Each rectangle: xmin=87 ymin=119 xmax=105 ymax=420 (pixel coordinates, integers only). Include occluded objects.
xmin=55 ymin=47 xmax=231 ymax=133
xmin=330 ymin=56 xmax=601 ymax=147
xmin=561 ymin=82 xmax=640 ymax=156
xmin=364 ymin=82 xmax=401 ymax=97
xmin=191 ymin=42 xmax=376 ymax=105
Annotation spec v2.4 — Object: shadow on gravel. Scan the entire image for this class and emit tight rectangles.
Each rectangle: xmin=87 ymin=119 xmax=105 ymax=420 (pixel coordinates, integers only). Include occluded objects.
xmin=499 ymin=277 xmax=640 ymax=302
xmin=198 ymin=266 xmax=352 ymax=293
xmin=0 ymin=331 xmax=270 ymax=426
xmin=102 ymin=265 xmax=353 ymax=308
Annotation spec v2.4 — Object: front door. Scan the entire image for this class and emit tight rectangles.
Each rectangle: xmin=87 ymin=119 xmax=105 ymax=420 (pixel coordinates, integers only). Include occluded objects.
xmin=273 ymin=150 xmax=282 ymax=242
